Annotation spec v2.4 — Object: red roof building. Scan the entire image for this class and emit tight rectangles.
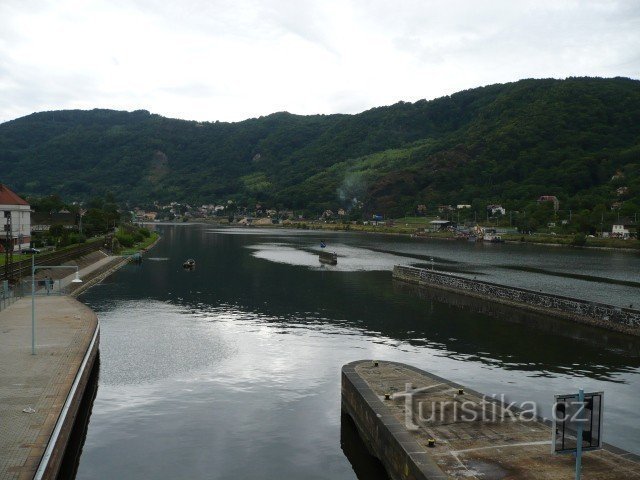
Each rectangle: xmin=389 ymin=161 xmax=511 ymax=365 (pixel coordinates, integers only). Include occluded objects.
xmin=0 ymin=185 xmax=31 ymax=251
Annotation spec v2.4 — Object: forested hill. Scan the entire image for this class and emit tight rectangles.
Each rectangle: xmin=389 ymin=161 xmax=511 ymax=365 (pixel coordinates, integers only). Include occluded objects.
xmin=1 ymin=77 xmax=639 ymax=217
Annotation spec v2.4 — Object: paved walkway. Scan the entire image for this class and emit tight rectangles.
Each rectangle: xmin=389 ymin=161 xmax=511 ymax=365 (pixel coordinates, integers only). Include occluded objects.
xmin=0 ymin=291 xmax=98 ymax=478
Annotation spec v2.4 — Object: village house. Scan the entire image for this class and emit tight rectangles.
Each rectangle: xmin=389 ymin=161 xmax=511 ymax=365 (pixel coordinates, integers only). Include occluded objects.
xmin=337 ymin=208 xmax=346 ymax=216
xmin=0 ymin=184 xmax=31 ymax=251
xmin=437 ymin=205 xmax=454 ymax=213
xmin=321 ymin=210 xmax=334 ymax=220
xmin=416 ymin=204 xmax=427 ymax=214
xmin=429 ymin=220 xmax=454 ymax=231
xmin=456 ymin=204 xmax=471 ymax=209
xmin=611 ymin=221 xmax=636 ymax=239
xmin=486 ymin=204 xmax=506 ymax=215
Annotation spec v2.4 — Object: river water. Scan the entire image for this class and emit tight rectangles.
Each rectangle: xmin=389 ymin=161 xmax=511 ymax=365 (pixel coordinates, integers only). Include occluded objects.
xmin=73 ymin=225 xmax=640 ymax=479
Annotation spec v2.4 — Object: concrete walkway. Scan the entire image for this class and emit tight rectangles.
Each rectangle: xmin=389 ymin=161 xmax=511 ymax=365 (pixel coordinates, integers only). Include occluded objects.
xmin=343 ymin=360 xmax=640 ymax=480
xmin=36 ymin=253 xmax=120 ymax=294
xmin=0 ymin=292 xmax=98 ymax=479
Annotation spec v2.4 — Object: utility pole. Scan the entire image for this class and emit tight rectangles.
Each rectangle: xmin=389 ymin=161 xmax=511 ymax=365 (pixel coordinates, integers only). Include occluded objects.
xmin=3 ymin=211 xmax=13 ymax=282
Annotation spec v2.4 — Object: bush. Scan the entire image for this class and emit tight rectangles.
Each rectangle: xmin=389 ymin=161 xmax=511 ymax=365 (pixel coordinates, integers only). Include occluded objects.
xmin=571 ymin=233 xmax=587 ymax=246
xmin=116 ymin=232 xmax=135 ymax=247
xmin=132 ymin=232 xmax=144 ymax=243
xmin=68 ymin=233 xmax=87 ymax=244
xmin=138 ymin=228 xmax=151 ymax=238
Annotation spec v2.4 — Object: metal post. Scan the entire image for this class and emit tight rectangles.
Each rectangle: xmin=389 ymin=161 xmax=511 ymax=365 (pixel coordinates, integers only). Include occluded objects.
xmin=31 ymin=255 xmax=35 ymax=355
xmin=575 ymin=388 xmax=584 ymax=480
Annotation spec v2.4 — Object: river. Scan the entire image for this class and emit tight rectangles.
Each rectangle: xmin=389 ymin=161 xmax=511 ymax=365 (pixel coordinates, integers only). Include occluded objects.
xmin=72 ymin=225 xmax=640 ymax=479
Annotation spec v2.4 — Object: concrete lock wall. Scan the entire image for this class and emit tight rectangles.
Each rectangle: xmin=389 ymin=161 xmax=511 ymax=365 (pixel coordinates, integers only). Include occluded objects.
xmin=392 ymin=265 xmax=640 ymax=336
xmin=341 ymin=362 xmax=448 ymax=480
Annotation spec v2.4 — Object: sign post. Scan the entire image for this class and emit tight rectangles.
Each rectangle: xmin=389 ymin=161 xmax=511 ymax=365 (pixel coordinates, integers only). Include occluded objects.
xmin=552 ymin=390 xmax=604 ymax=480
xmin=575 ymin=389 xmax=584 ymax=480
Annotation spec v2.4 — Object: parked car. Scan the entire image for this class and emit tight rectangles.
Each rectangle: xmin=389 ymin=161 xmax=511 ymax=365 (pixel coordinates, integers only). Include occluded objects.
xmin=22 ymin=247 xmax=40 ymax=254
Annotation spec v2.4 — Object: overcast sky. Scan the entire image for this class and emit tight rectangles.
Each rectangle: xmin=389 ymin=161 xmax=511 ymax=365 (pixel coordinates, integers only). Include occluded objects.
xmin=1 ymin=0 xmax=639 ymax=124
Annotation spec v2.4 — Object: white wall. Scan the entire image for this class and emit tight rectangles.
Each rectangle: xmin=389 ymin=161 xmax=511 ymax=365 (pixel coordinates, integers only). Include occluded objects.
xmin=0 ymin=205 xmax=31 ymax=251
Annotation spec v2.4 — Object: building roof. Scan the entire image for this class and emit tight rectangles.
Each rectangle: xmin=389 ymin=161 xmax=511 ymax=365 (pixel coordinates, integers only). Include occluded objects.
xmin=0 ymin=185 xmax=29 ymax=206
xmin=430 ymin=220 xmax=452 ymax=224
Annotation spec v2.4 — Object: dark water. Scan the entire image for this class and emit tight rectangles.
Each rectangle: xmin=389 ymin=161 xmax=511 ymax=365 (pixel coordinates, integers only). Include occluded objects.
xmin=73 ymin=225 xmax=640 ymax=479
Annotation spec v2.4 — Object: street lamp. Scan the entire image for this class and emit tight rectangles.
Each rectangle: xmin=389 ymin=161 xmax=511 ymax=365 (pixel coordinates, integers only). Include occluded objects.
xmin=30 ymin=255 xmax=82 ymax=355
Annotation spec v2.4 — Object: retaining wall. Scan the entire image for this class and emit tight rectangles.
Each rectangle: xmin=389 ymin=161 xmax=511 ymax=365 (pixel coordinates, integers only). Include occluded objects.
xmin=34 ymin=325 xmax=100 ymax=480
xmin=341 ymin=362 xmax=447 ymax=480
xmin=393 ymin=265 xmax=640 ymax=336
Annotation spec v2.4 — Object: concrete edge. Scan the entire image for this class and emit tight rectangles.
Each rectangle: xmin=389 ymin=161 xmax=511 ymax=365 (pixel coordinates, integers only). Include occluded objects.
xmin=33 ymin=321 xmax=100 ymax=480
xmin=345 ymin=359 xmax=640 ymax=467
xmin=392 ymin=267 xmax=640 ymax=337
xmin=341 ymin=360 xmax=449 ymax=480
xmin=70 ymin=256 xmax=131 ymax=297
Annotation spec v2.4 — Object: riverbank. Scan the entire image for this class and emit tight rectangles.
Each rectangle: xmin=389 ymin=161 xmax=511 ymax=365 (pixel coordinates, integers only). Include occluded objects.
xmin=203 ymin=219 xmax=640 ymax=252
xmin=342 ymin=360 xmax=640 ymax=480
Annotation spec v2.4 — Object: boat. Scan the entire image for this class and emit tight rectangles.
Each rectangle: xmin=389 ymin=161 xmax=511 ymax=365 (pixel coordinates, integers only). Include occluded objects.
xmin=183 ymin=259 xmax=196 ymax=269
xmin=319 ymin=251 xmax=338 ymax=265
xmin=482 ymin=228 xmax=504 ymax=243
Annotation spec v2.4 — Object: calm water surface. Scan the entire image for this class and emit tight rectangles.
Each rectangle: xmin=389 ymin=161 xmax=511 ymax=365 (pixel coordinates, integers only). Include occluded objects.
xmin=74 ymin=225 xmax=640 ymax=479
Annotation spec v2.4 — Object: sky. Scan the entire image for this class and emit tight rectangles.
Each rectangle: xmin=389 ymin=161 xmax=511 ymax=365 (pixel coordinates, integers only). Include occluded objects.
xmin=1 ymin=0 xmax=639 ymax=124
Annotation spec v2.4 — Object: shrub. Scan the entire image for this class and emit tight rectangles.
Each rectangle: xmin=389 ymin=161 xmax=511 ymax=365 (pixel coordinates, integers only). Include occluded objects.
xmin=571 ymin=233 xmax=587 ymax=246
xmin=116 ymin=232 xmax=135 ymax=247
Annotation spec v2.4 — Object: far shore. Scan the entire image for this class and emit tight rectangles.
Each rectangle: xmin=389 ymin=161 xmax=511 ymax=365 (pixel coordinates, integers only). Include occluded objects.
xmin=186 ymin=218 xmax=640 ymax=253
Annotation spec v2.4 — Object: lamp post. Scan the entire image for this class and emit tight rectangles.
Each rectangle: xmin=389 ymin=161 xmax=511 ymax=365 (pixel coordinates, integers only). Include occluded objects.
xmin=31 ymin=255 xmax=82 ymax=355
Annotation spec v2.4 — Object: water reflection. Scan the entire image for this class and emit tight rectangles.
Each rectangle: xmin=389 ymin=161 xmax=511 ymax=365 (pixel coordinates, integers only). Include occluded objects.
xmin=73 ymin=225 xmax=640 ymax=479
xmin=58 ymin=355 xmax=100 ymax=479
xmin=340 ymin=413 xmax=389 ymax=480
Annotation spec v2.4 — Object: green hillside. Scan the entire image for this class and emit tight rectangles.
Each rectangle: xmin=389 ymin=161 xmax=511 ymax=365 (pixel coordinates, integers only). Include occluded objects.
xmin=1 ymin=77 xmax=639 ymax=219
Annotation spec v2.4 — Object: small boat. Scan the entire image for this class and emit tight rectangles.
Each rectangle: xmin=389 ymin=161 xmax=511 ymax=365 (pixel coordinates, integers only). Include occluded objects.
xmin=319 ymin=251 xmax=337 ymax=265
xmin=482 ymin=228 xmax=504 ymax=243
xmin=183 ymin=259 xmax=196 ymax=269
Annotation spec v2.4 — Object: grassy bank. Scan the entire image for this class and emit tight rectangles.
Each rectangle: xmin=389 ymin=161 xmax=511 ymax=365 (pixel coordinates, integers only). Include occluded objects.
xmin=121 ymin=232 xmax=160 ymax=256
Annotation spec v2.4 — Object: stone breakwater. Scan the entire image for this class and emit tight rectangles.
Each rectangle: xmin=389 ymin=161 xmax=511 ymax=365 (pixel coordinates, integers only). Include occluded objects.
xmin=393 ymin=265 xmax=640 ymax=336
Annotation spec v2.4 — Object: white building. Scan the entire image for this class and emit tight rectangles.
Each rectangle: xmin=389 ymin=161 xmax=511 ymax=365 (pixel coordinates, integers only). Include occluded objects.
xmin=487 ymin=204 xmax=506 ymax=215
xmin=612 ymin=224 xmax=631 ymax=239
xmin=0 ymin=184 xmax=31 ymax=251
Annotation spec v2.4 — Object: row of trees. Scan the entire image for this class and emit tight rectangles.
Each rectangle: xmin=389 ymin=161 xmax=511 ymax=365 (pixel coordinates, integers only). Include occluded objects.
xmin=28 ymin=194 xmax=124 ymax=248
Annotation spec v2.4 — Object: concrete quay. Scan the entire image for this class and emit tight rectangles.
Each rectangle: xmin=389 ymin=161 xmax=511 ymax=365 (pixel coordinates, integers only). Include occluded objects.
xmin=342 ymin=360 xmax=640 ymax=480
xmin=393 ymin=265 xmax=640 ymax=336
xmin=0 ymin=288 xmax=100 ymax=478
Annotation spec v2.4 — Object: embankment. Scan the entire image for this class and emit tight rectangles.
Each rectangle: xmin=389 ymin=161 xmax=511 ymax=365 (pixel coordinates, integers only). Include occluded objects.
xmin=393 ymin=265 xmax=640 ymax=336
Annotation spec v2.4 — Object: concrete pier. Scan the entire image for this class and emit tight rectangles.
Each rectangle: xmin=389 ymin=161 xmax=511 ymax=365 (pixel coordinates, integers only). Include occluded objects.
xmin=0 ymin=294 xmax=99 ymax=479
xmin=393 ymin=265 xmax=640 ymax=336
xmin=342 ymin=360 xmax=640 ymax=480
